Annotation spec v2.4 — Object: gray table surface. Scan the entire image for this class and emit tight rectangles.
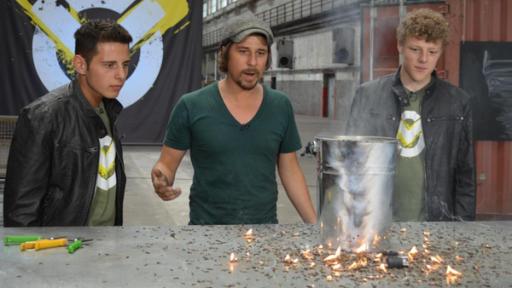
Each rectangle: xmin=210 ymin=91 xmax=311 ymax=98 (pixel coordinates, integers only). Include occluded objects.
xmin=1 ymin=221 xmax=511 ymax=287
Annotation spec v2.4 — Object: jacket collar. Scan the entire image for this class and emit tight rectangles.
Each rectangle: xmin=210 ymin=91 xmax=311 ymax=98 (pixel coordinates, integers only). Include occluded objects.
xmin=391 ymin=67 xmax=438 ymax=108
xmin=70 ymin=79 xmax=123 ymax=122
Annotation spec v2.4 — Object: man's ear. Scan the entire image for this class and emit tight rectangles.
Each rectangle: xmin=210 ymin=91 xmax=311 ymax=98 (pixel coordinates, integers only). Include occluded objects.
xmin=73 ymin=54 xmax=87 ymax=75
xmin=397 ymin=41 xmax=403 ymax=54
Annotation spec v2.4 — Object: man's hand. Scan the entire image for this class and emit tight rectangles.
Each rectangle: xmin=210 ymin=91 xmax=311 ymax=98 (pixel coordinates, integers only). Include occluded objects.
xmin=151 ymin=168 xmax=182 ymax=201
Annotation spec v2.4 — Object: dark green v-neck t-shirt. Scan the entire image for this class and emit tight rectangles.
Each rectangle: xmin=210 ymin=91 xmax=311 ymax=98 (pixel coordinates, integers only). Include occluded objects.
xmin=164 ymin=82 xmax=302 ymax=225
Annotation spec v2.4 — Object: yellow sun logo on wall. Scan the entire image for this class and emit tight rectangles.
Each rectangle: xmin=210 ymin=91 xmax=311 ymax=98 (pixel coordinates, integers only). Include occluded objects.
xmin=16 ymin=0 xmax=189 ymax=107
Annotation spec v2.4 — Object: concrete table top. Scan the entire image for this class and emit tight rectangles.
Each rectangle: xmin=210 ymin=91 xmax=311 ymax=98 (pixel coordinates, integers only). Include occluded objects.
xmin=1 ymin=222 xmax=511 ymax=287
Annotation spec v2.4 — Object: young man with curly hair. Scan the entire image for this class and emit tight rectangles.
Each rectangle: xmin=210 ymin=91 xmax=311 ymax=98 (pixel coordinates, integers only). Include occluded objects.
xmin=347 ymin=8 xmax=475 ymax=221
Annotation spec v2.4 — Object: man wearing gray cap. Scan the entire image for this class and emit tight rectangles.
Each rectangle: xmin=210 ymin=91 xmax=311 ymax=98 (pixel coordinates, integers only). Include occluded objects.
xmin=151 ymin=14 xmax=317 ymax=225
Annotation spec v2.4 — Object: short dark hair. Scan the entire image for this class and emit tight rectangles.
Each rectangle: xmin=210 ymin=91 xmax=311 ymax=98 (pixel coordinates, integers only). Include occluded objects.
xmin=217 ymin=38 xmax=272 ymax=73
xmin=74 ymin=20 xmax=132 ymax=64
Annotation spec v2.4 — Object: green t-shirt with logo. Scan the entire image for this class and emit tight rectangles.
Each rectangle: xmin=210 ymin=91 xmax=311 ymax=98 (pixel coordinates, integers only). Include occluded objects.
xmin=393 ymin=88 xmax=426 ymax=221
xmin=88 ymin=101 xmax=117 ymax=226
xmin=164 ymin=82 xmax=302 ymax=225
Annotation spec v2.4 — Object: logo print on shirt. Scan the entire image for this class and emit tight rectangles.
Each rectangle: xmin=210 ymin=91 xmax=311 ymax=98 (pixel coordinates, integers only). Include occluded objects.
xmin=396 ymin=110 xmax=425 ymax=158
xmin=97 ymin=135 xmax=116 ymax=191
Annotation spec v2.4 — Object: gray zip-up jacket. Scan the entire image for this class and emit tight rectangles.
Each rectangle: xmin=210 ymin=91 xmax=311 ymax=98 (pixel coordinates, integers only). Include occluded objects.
xmin=347 ymin=69 xmax=475 ymax=221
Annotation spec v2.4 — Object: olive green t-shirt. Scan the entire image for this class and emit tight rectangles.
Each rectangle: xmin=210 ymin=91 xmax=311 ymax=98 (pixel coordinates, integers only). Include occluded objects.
xmin=88 ymin=101 xmax=117 ymax=226
xmin=393 ymin=88 xmax=426 ymax=221
xmin=164 ymin=82 xmax=302 ymax=225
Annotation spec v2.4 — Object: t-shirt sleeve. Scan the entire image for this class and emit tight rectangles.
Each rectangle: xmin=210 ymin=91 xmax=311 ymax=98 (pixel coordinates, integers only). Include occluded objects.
xmin=164 ymin=98 xmax=191 ymax=150
xmin=279 ymin=98 xmax=302 ymax=153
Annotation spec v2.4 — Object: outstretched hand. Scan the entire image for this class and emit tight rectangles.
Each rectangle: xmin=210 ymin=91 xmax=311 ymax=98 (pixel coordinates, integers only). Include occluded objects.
xmin=151 ymin=168 xmax=182 ymax=201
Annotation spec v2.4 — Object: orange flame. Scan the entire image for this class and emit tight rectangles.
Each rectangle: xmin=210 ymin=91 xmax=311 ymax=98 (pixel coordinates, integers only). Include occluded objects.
xmin=377 ymin=263 xmax=388 ymax=273
xmin=301 ymin=249 xmax=314 ymax=260
xmin=431 ymin=255 xmax=444 ymax=264
xmin=408 ymin=246 xmax=419 ymax=262
xmin=228 ymin=253 xmax=238 ymax=273
xmin=373 ymin=253 xmax=383 ymax=263
xmin=347 ymin=256 xmax=368 ymax=270
xmin=284 ymin=254 xmax=291 ymax=263
xmin=372 ymin=234 xmax=382 ymax=246
xmin=424 ymin=264 xmax=433 ymax=275
xmin=323 ymin=254 xmax=339 ymax=265
xmin=445 ymin=265 xmax=462 ymax=285
xmin=316 ymin=244 xmax=324 ymax=255
xmin=331 ymin=263 xmax=343 ymax=272
xmin=347 ymin=261 xmax=358 ymax=270
xmin=354 ymin=243 xmax=369 ymax=253
xmin=243 ymin=229 xmax=255 ymax=242
xmin=446 ymin=265 xmax=462 ymax=275
xmin=284 ymin=254 xmax=299 ymax=265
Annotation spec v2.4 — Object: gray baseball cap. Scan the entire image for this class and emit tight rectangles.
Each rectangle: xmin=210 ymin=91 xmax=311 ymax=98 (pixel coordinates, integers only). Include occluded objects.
xmin=222 ymin=14 xmax=274 ymax=46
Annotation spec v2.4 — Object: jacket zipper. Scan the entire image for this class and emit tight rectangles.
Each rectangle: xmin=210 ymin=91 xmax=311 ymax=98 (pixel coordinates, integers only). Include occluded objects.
xmin=425 ymin=115 xmax=464 ymax=122
xmin=114 ymin=141 xmax=124 ymax=225
xmin=84 ymin=143 xmax=100 ymax=225
xmin=112 ymin=120 xmax=124 ymax=225
xmin=421 ymin=93 xmax=429 ymax=220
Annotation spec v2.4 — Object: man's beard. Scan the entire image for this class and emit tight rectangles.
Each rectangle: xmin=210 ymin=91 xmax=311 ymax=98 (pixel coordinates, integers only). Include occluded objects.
xmin=233 ymin=69 xmax=260 ymax=90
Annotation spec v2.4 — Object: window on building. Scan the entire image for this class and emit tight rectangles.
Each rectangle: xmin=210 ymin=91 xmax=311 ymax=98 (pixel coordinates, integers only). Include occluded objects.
xmin=211 ymin=0 xmax=217 ymax=14
xmin=203 ymin=0 xmax=238 ymax=17
xmin=203 ymin=0 xmax=208 ymax=17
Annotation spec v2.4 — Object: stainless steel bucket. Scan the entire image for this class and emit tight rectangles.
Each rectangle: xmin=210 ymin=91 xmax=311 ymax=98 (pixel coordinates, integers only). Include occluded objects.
xmin=315 ymin=135 xmax=398 ymax=251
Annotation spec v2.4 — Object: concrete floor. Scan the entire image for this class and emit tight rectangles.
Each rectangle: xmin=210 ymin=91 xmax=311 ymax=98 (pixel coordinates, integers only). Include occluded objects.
xmin=122 ymin=115 xmax=345 ymax=226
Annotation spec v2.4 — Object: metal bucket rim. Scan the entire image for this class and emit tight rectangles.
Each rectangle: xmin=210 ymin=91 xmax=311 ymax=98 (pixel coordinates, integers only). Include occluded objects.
xmin=314 ymin=135 xmax=397 ymax=143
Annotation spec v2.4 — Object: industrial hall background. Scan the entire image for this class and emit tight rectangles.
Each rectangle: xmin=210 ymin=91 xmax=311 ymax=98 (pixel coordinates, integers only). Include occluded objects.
xmin=201 ymin=0 xmax=512 ymax=220
xmin=0 ymin=0 xmax=511 ymax=224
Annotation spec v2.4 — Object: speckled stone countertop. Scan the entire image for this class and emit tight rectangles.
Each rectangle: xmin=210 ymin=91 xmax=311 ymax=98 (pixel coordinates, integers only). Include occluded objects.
xmin=1 ymin=222 xmax=511 ymax=287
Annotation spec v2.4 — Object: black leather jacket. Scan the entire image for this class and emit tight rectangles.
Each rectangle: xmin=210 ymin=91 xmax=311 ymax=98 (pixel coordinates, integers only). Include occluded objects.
xmin=347 ymin=69 xmax=476 ymax=221
xmin=4 ymin=81 xmax=126 ymax=226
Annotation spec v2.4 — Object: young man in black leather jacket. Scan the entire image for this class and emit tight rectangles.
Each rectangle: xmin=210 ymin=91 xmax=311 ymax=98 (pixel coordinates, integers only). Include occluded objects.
xmin=347 ymin=9 xmax=475 ymax=221
xmin=4 ymin=20 xmax=132 ymax=226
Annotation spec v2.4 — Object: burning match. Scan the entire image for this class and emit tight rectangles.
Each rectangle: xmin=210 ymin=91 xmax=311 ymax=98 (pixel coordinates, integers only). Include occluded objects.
xmin=445 ymin=265 xmax=462 ymax=285
xmin=408 ymin=246 xmax=418 ymax=262
xmin=301 ymin=249 xmax=314 ymax=260
xmin=243 ymin=229 xmax=255 ymax=242
xmin=284 ymin=254 xmax=299 ymax=265
xmin=229 ymin=252 xmax=238 ymax=263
